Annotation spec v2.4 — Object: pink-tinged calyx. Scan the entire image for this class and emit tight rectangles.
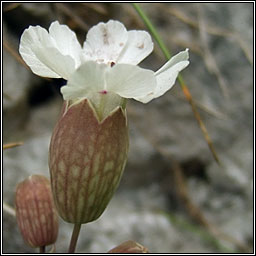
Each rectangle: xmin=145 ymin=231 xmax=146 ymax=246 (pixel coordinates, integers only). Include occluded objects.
xmin=15 ymin=175 xmax=59 ymax=248
xmin=49 ymin=99 xmax=129 ymax=223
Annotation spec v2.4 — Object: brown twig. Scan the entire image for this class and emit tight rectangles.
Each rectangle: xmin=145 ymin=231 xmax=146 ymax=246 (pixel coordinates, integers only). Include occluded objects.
xmin=3 ymin=142 xmax=23 ymax=150
xmin=3 ymin=3 xmax=21 ymax=12
xmin=172 ymin=92 xmax=227 ymax=120
xmin=55 ymin=3 xmax=89 ymax=31
xmin=3 ymin=201 xmax=16 ymax=217
xmin=3 ymin=38 xmax=29 ymax=70
xmin=197 ymin=4 xmax=229 ymax=98
xmin=3 ymin=38 xmax=51 ymax=81
xmin=131 ymin=118 xmax=248 ymax=252
xmin=165 ymin=5 xmax=252 ymax=66
xmin=81 ymin=3 xmax=108 ymax=15
xmin=170 ymin=156 xmax=249 ymax=252
xmin=132 ymin=3 xmax=220 ymax=166
xmin=181 ymin=83 xmax=220 ymax=165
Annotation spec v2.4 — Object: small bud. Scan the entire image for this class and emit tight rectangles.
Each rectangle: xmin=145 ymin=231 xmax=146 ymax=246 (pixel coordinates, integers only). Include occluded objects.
xmin=108 ymin=240 xmax=149 ymax=253
xmin=15 ymin=175 xmax=59 ymax=248
xmin=49 ymin=99 xmax=129 ymax=223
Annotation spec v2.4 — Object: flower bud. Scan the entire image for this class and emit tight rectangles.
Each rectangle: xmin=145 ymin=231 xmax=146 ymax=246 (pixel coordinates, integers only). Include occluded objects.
xmin=49 ymin=99 xmax=129 ymax=223
xmin=108 ymin=240 xmax=149 ymax=253
xmin=15 ymin=175 xmax=59 ymax=248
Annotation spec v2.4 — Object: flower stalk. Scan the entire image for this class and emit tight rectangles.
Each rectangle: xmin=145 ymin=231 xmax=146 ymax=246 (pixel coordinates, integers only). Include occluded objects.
xmin=39 ymin=246 xmax=46 ymax=253
xmin=68 ymin=223 xmax=82 ymax=253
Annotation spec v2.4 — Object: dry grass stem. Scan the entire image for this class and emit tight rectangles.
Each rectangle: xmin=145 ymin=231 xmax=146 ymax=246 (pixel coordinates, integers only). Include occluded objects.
xmin=197 ymin=4 xmax=229 ymax=98
xmin=3 ymin=202 xmax=16 ymax=217
xmin=138 ymin=130 xmax=249 ymax=252
xmin=181 ymin=84 xmax=220 ymax=164
xmin=3 ymin=142 xmax=23 ymax=150
xmin=165 ymin=5 xmax=252 ymax=66
xmin=3 ymin=3 xmax=21 ymax=12
xmin=3 ymin=39 xmax=28 ymax=70
xmin=55 ymin=3 xmax=90 ymax=31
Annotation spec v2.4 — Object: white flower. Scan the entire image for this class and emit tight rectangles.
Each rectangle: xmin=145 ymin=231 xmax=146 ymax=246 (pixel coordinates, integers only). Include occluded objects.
xmin=19 ymin=21 xmax=82 ymax=80
xmin=19 ymin=20 xmax=189 ymax=114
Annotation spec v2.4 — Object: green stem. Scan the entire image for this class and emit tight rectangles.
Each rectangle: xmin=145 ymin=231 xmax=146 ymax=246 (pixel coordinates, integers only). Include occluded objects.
xmin=132 ymin=3 xmax=184 ymax=86
xmin=132 ymin=3 xmax=172 ymax=60
xmin=132 ymin=3 xmax=220 ymax=164
xmin=133 ymin=3 xmax=187 ymax=89
xmin=68 ymin=223 xmax=82 ymax=253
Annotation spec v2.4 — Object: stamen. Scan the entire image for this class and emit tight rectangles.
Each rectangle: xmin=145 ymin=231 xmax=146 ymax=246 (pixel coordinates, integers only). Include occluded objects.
xmin=110 ymin=62 xmax=115 ymax=67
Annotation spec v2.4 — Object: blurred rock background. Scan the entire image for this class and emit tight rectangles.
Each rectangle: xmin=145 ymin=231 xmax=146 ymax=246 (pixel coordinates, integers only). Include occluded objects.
xmin=2 ymin=2 xmax=253 ymax=253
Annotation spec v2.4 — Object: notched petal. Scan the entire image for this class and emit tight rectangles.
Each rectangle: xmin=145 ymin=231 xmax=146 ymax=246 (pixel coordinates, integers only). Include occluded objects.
xmin=155 ymin=48 xmax=189 ymax=75
xmin=49 ymin=21 xmax=82 ymax=68
xmin=117 ymin=30 xmax=154 ymax=65
xmin=137 ymin=49 xmax=190 ymax=103
xmin=83 ymin=20 xmax=128 ymax=63
xmin=19 ymin=21 xmax=82 ymax=79
xmin=19 ymin=25 xmax=61 ymax=78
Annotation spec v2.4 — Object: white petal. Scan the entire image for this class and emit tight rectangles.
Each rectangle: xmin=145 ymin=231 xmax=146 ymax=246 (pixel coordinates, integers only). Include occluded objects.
xmin=117 ymin=30 xmax=153 ymax=65
xmin=19 ymin=25 xmax=60 ymax=78
xmin=138 ymin=49 xmax=190 ymax=103
xmin=106 ymin=64 xmax=156 ymax=100
xmin=61 ymin=61 xmax=107 ymax=100
xmin=154 ymin=61 xmax=189 ymax=98
xmin=83 ymin=20 xmax=128 ymax=63
xmin=155 ymin=48 xmax=189 ymax=75
xmin=19 ymin=24 xmax=78 ymax=79
xmin=49 ymin=21 xmax=82 ymax=68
